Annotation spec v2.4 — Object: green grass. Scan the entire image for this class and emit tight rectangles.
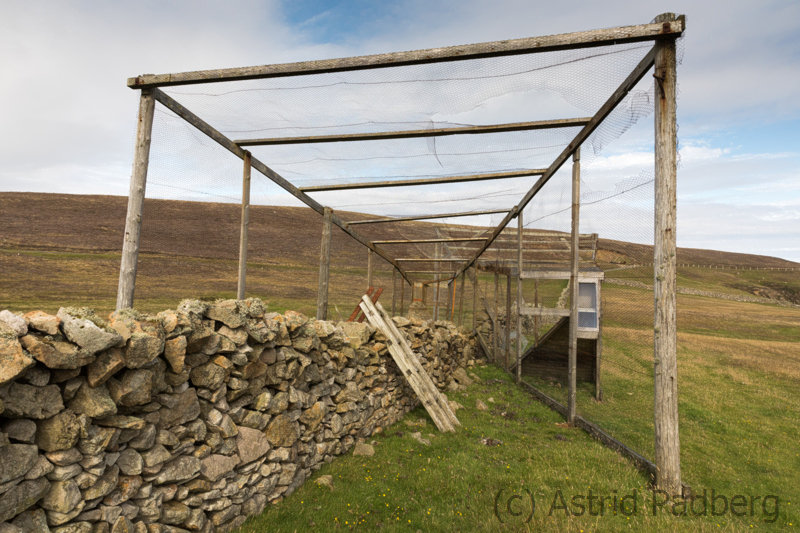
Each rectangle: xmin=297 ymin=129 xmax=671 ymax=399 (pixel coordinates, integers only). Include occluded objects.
xmin=240 ymin=365 xmax=795 ymax=532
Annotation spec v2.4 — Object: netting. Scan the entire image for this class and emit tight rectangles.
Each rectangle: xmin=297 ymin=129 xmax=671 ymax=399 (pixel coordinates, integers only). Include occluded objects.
xmin=130 ymin=28 xmax=685 ymax=466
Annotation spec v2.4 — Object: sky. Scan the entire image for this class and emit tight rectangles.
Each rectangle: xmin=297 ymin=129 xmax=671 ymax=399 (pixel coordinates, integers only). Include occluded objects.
xmin=1 ymin=0 xmax=799 ymax=262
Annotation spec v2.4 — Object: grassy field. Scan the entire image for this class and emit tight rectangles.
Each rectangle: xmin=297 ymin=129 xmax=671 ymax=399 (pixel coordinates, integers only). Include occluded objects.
xmin=1 ymin=193 xmax=799 ymax=531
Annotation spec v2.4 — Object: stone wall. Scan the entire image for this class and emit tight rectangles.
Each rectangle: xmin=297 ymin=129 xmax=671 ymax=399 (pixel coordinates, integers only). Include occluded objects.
xmin=0 ymin=300 xmax=481 ymax=533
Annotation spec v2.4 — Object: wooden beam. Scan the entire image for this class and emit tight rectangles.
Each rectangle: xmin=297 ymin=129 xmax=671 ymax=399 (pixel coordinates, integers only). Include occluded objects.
xmin=372 ymin=238 xmax=486 ymax=244
xmin=316 ymin=206 xmax=333 ymax=320
xmin=150 ymin=88 xmax=410 ymax=282
xmin=237 ymin=151 xmax=251 ymax=300
xmin=505 ymin=274 xmax=512 ymax=371
xmin=116 ymin=89 xmax=155 ymax=310
xmin=519 ymin=307 xmax=570 ymax=317
xmin=453 ymin=43 xmax=660 ymax=280
xmin=299 ymin=169 xmax=547 ymax=193
xmin=493 ymin=271 xmax=499 ymax=364
xmin=396 ymin=258 xmax=467 ymax=262
xmin=391 ymin=268 xmax=397 ymax=317
xmin=347 ymin=209 xmax=509 ymax=225
xmin=128 ymin=19 xmax=684 ymax=88
xmin=235 ymin=118 xmax=591 ymax=146
xmin=568 ymin=148 xmax=581 ymax=426
xmin=516 ymin=212 xmax=523 ymax=385
xmin=367 ymin=249 xmax=374 ymax=290
xmin=653 ymin=12 xmax=681 ymax=495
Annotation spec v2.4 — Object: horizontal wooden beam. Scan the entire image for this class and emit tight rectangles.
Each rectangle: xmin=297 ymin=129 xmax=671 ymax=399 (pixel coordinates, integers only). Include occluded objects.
xmin=128 ymin=18 xmax=684 ymax=88
xmin=396 ymin=258 xmax=468 ymax=262
xmin=347 ymin=209 xmax=510 ymax=225
xmin=234 ymin=118 xmax=591 ymax=146
xmin=372 ymin=238 xmax=487 ymax=244
xmin=299 ymin=169 xmax=547 ymax=193
xmin=520 ymin=270 xmax=605 ymax=280
xmin=150 ymin=88 xmax=409 ymax=282
xmin=454 ymin=44 xmax=659 ymax=280
xmin=519 ymin=307 xmax=571 ymax=317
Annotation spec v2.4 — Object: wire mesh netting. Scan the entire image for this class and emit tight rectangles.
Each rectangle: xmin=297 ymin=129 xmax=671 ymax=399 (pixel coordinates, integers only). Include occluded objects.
xmin=129 ymin=29 xmax=685 ymax=464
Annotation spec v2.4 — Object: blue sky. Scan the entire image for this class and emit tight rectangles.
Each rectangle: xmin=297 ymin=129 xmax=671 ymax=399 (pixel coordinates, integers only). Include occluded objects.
xmin=1 ymin=0 xmax=798 ymax=261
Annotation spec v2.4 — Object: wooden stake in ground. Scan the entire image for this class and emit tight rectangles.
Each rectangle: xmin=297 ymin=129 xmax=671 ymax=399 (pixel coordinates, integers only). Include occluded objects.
xmin=237 ymin=151 xmax=251 ymax=300
xmin=367 ymin=249 xmax=374 ymax=291
xmin=653 ymin=12 xmax=682 ymax=496
xmin=517 ymin=211 xmax=523 ymax=385
xmin=568 ymin=147 xmax=581 ymax=426
xmin=493 ymin=271 xmax=499 ymax=363
xmin=392 ymin=269 xmax=397 ymax=316
xmin=316 ymin=206 xmax=333 ymax=320
xmin=505 ymin=274 xmax=511 ymax=372
xmin=117 ymin=89 xmax=155 ymax=310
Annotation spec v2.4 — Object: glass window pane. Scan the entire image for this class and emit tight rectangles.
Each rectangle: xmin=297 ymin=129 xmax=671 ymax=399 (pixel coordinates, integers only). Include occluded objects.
xmin=578 ymin=311 xmax=597 ymax=328
xmin=578 ymin=282 xmax=597 ymax=309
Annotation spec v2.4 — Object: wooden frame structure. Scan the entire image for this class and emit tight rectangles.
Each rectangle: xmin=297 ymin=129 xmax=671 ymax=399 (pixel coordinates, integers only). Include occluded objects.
xmin=118 ymin=13 xmax=684 ymax=493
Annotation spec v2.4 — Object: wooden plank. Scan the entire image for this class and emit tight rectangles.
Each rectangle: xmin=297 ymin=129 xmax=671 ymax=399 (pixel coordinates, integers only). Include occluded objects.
xmin=357 ymin=287 xmax=383 ymax=323
xmin=373 ymin=238 xmax=486 ymax=244
xmin=316 ymin=206 xmax=333 ymax=320
xmin=472 ymin=268 xmax=478 ymax=330
xmin=299 ymin=169 xmax=547 ymax=193
xmin=568 ymin=148 xmax=581 ymax=426
xmin=519 ymin=307 xmax=571 ymax=317
xmin=347 ymin=209 xmax=510 ymax=225
xmin=237 ymin=151 xmax=251 ymax=300
xmin=458 ymin=271 xmax=466 ymax=326
xmin=505 ymin=274 xmax=512 ymax=371
xmin=236 ymin=118 xmax=591 ymax=146
xmin=367 ymin=249 xmax=374 ymax=291
xmin=653 ymin=12 xmax=681 ymax=495
xmin=149 ymin=88 xmax=410 ymax=282
xmin=360 ymin=298 xmax=460 ymax=431
xmin=116 ymin=89 xmax=155 ymax=310
xmin=493 ymin=272 xmax=499 ymax=364
xmin=476 ymin=330 xmax=493 ymax=360
xmin=400 ymin=277 xmax=405 ymax=316
xmin=521 ymin=270 xmax=605 ymax=280
xmin=453 ymin=43 xmax=660 ymax=280
xmin=396 ymin=258 xmax=467 ymax=262
xmin=391 ymin=268 xmax=397 ymax=317
xmin=348 ymin=287 xmax=374 ymax=322
xmin=128 ymin=19 xmax=684 ymax=88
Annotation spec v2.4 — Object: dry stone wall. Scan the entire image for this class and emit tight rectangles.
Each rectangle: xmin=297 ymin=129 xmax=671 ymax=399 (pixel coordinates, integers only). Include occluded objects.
xmin=0 ymin=300 xmax=481 ymax=533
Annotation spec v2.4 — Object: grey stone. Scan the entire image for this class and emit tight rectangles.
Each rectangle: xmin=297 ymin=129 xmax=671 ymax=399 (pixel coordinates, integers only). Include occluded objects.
xmin=45 ymin=499 xmax=86 ymax=526
xmin=0 ymin=522 xmax=24 ymax=533
xmin=151 ymin=457 xmax=200 ymax=485
xmin=1 ymin=375 xmax=58 ymax=416
xmin=67 ymin=379 xmax=117 ymax=419
xmin=20 ymin=365 xmax=50 ymax=387
xmin=141 ymin=445 xmax=171 ymax=468
xmin=24 ymin=455 xmax=54 ymax=481
xmin=353 ymin=442 xmax=374 ymax=456
xmin=205 ymin=410 xmax=237 ymax=439
xmin=78 ymin=426 xmax=117 ymax=456
xmin=107 ymin=369 xmax=153 ymax=407
xmin=47 ymin=464 xmax=83 ymax=481
xmin=199 ymin=455 xmax=240 ymax=483
xmin=156 ymin=389 xmax=200 ymax=430
xmin=163 ymin=337 xmax=186 ymax=374
xmin=111 ymin=516 xmax=134 ymax=533
xmin=0 ymin=310 xmax=28 ymax=336
xmin=128 ymin=424 xmax=156 ymax=451
xmin=41 ymin=479 xmax=82 ymax=514
xmin=36 ymin=411 xmax=82 ymax=452
xmin=12 ymin=508 xmax=50 ymax=533
xmin=189 ymin=363 xmax=226 ymax=391
xmin=160 ymin=501 xmax=190 ymax=525
xmin=2 ymin=419 xmax=37 ymax=443
xmin=117 ymin=449 xmax=143 ymax=476
xmin=0 ymin=444 xmax=39 ymax=484
xmin=314 ymin=475 xmax=333 ymax=490
xmin=0 ymin=477 xmax=51 ymax=522
xmin=57 ymin=309 xmax=122 ymax=356
xmin=46 ymin=448 xmax=83 ymax=466
xmin=19 ymin=336 xmax=95 ymax=370
xmin=87 ymin=348 xmax=127 ymax=388
xmin=336 ymin=322 xmax=373 ymax=349
xmin=205 ymin=301 xmax=244 ymax=329
xmin=0 ymin=335 xmax=36 ymax=385
xmin=23 ymin=311 xmax=61 ymax=336
xmin=264 ymin=414 xmax=297 ymax=447
xmin=95 ymin=416 xmax=146 ymax=430
xmin=82 ymin=466 xmax=119 ymax=501
xmin=235 ymin=427 xmax=270 ymax=464
xmin=53 ymin=523 xmax=93 ymax=533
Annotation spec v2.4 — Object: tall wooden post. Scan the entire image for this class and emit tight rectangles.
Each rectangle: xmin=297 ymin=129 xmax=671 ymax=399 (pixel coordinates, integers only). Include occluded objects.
xmin=434 ymin=282 xmax=441 ymax=321
xmin=493 ymin=271 xmax=499 ymax=362
xmin=447 ymin=279 xmax=454 ymax=322
xmin=568 ymin=147 xmax=581 ymax=426
xmin=517 ymin=211 xmax=523 ymax=384
xmin=237 ymin=151 xmax=252 ymax=300
xmin=505 ymin=275 xmax=511 ymax=372
xmin=534 ymin=280 xmax=539 ymax=344
xmin=117 ymin=89 xmax=156 ymax=310
xmin=316 ymin=207 xmax=333 ymax=320
xmin=367 ymin=249 xmax=374 ymax=291
xmin=472 ymin=269 xmax=478 ymax=331
xmin=391 ymin=269 xmax=397 ymax=316
xmin=458 ymin=271 xmax=466 ymax=327
xmin=653 ymin=12 xmax=681 ymax=495
xmin=400 ymin=278 xmax=405 ymax=316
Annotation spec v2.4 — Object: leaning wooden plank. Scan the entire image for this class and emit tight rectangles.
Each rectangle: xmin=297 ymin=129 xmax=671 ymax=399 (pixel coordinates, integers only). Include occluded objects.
xmin=128 ymin=17 xmax=684 ymax=88
xmin=348 ymin=287 xmax=374 ymax=322
xmin=359 ymin=299 xmax=455 ymax=432
xmin=357 ymin=287 xmax=384 ymax=323
xmin=300 ymin=169 xmax=547 ymax=193
xmin=374 ymin=300 xmax=461 ymax=428
xmin=236 ymin=118 xmax=591 ymax=146
xmin=150 ymin=88 xmax=410 ymax=282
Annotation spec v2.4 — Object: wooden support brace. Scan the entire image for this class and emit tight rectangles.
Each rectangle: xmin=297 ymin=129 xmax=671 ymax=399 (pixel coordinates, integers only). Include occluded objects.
xmin=237 ymin=151 xmax=251 ymax=300
xmin=316 ymin=206 xmax=333 ymax=320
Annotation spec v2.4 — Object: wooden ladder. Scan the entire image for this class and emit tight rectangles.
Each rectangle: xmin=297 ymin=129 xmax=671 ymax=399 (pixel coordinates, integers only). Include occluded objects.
xmin=358 ymin=296 xmax=460 ymax=432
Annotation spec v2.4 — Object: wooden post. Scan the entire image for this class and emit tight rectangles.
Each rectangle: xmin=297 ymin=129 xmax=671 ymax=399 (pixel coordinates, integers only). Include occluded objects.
xmin=237 ymin=151 xmax=252 ymax=300
xmin=505 ymin=274 xmax=512 ymax=372
xmin=316 ymin=206 xmax=333 ymax=320
xmin=400 ymin=278 xmax=405 ymax=317
xmin=116 ymin=89 xmax=156 ymax=310
xmin=568 ymin=147 xmax=581 ymax=426
xmin=367 ymin=249 xmax=374 ymax=291
xmin=391 ymin=269 xmax=397 ymax=317
xmin=493 ymin=271 xmax=499 ymax=362
xmin=434 ymin=282 xmax=441 ymax=321
xmin=534 ymin=280 xmax=539 ymax=344
xmin=653 ymin=12 xmax=681 ymax=496
xmin=458 ymin=271 xmax=466 ymax=327
xmin=517 ymin=211 xmax=523 ymax=384
xmin=472 ymin=269 xmax=478 ymax=331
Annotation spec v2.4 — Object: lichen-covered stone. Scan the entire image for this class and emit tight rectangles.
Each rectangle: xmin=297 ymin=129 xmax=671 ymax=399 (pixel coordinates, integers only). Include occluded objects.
xmin=36 ymin=411 xmax=81 ymax=452
xmin=23 ymin=311 xmax=61 ymax=335
xmin=0 ymin=444 xmax=38 ymax=484
xmin=0 ymin=310 xmax=28 ymax=336
xmin=67 ymin=379 xmax=117 ymax=419
xmin=87 ymin=348 xmax=127 ymax=388
xmin=57 ymin=308 xmax=122 ymax=356
xmin=41 ymin=479 xmax=82 ymax=514
xmin=0 ymin=477 xmax=50 ymax=522
xmin=0 ymin=337 xmax=34 ymax=387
